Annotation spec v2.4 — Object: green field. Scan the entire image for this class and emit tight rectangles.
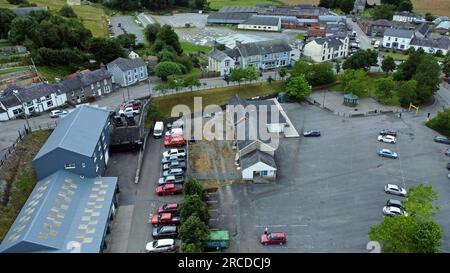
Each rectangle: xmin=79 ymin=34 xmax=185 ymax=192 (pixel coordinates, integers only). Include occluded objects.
xmin=0 ymin=66 xmax=30 ymax=76
xmin=208 ymin=0 xmax=282 ymax=10
xmin=0 ymin=0 xmax=108 ymax=37
xmin=181 ymin=42 xmax=212 ymax=54
xmin=36 ymin=66 xmax=73 ymax=83
xmin=153 ymin=81 xmax=284 ymax=117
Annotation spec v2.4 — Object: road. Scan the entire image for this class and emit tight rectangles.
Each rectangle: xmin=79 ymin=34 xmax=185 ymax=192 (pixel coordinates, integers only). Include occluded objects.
xmin=136 ymin=13 xmax=155 ymax=27
xmin=347 ymin=17 xmax=373 ymax=50
xmin=110 ymin=16 xmax=145 ymax=44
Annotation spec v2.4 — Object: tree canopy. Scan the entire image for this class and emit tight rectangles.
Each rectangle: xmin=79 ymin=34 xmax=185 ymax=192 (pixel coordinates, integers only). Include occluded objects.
xmin=343 ymin=49 xmax=378 ymax=71
xmin=285 ymin=74 xmax=311 ymax=100
xmin=291 ymin=61 xmax=336 ymax=87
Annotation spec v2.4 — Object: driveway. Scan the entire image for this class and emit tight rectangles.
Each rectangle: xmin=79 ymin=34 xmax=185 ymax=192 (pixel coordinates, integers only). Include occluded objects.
xmin=216 ymin=102 xmax=450 ymax=252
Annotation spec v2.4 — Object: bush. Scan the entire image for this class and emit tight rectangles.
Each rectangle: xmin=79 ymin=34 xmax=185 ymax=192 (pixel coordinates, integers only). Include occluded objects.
xmin=155 ymin=61 xmax=182 ymax=81
xmin=184 ymin=178 xmax=203 ymax=197
xmin=180 ymin=194 xmax=210 ymax=224
xmin=179 ymin=215 xmax=209 ymax=251
xmin=426 ymin=108 xmax=450 ymax=137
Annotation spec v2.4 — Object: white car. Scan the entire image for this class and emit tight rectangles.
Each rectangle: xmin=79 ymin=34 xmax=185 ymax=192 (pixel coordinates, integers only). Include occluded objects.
xmin=165 ymin=128 xmax=183 ymax=137
xmin=378 ymin=135 xmax=396 ymax=144
xmin=145 ymin=239 xmax=176 ymax=253
xmin=119 ymin=106 xmax=139 ymax=116
xmin=383 ymin=206 xmax=408 ymax=217
xmin=384 ymin=184 xmax=407 ymax=197
xmin=162 ymin=148 xmax=186 ymax=159
xmin=49 ymin=109 xmax=68 ymax=118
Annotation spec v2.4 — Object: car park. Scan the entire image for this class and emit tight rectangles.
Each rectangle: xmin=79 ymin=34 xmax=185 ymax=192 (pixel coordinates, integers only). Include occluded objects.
xmin=260 ymin=232 xmax=287 ymax=246
xmin=156 ymin=183 xmax=183 ymax=196
xmin=163 ymin=148 xmax=186 ymax=159
xmin=158 ymin=175 xmax=184 ymax=185
xmin=303 ymin=130 xmax=321 ymax=137
xmin=382 ymin=206 xmax=408 ymax=217
xmin=151 ymin=212 xmax=180 ymax=226
xmin=384 ymin=184 xmax=407 ymax=197
xmin=386 ymin=199 xmax=405 ymax=210
xmin=145 ymin=239 xmax=176 ymax=253
xmin=49 ymin=110 xmax=68 ymax=118
xmin=378 ymin=149 xmax=398 ymax=159
xmin=434 ymin=136 xmax=450 ymax=144
xmin=379 ymin=129 xmax=397 ymax=137
xmin=157 ymin=203 xmax=179 ymax=214
xmin=163 ymin=168 xmax=184 ymax=177
xmin=152 ymin=226 xmax=178 ymax=239
xmin=378 ymin=135 xmax=396 ymax=144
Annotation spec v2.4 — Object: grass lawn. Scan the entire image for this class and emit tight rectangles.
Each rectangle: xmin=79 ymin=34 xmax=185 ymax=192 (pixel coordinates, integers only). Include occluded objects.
xmin=0 ymin=66 xmax=30 ymax=76
xmin=0 ymin=0 xmax=108 ymax=37
xmin=381 ymin=51 xmax=410 ymax=61
xmin=181 ymin=42 xmax=212 ymax=54
xmin=36 ymin=66 xmax=73 ymax=83
xmin=153 ymin=81 xmax=284 ymax=117
xmin=0 ymin=130 xmax=51 ymax=242
xmin=208 ymin=0 xmax=283 ymax=10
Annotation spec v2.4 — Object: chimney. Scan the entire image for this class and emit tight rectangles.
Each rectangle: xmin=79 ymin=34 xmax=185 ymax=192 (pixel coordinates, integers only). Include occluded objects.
xmin=235 ymin=40 xmax=242 ymax=48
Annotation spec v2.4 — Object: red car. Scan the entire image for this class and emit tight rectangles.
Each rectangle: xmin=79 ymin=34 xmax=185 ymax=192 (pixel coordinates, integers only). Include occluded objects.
xmin=156 ymin=183 xmax=183 ymax=196
xmin=157 ymin=203 xmax=179 ymax=213
xmin=260 ymin=232 xmax=287 ymax=246
xmin=150 ymin=212 xmax=181 ymax=226
xmin=164 ymin=136 xmax=186 ymax=148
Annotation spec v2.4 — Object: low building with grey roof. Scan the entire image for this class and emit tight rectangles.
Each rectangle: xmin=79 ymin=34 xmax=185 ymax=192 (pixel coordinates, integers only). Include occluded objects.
xmin=206 ymin=12 xmax=253 ymax=25
xmin=382 ymin=28 xmax=415 ymax=51
xmin=106 ymin=57 xmax=148 ymax=87
xmin=238 ymin=15 xmax=282 ymax=32
xmin=33 ymin=104 xmax=111 ymax=180
xmin=410 ymin=36 xmax=450 ymax=55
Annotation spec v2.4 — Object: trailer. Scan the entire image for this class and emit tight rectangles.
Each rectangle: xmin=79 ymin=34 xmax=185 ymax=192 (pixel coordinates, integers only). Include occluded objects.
xmin=206 ymin=230 xmax=230 ymax=250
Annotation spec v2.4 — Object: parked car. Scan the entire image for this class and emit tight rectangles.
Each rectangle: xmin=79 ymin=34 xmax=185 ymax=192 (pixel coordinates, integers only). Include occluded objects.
xmin=156 ymin=183 xmax=183 ymax=196
xmin=162 ymin=168 xmax=184 ymax=177
xmin=151 ymin=212 xmax=180 ymax=226
xmin=447 ymin=163 xmax=450 ymax=170
xmin=434 ymin=136 xmax=450 ymax=144
xmin=157 ymin=203 xmax=179 ymax=214
xmin=378 ymin=135 xmax=396 ymax=144
xmin=164 ymin=136 xmax=186 ymax=148
xmin=161 ymin=155 xmax=185 ymax=165
xmin=386 ymin=199 xmax=405 ymax=210
xmin=303 ymin=130 xmax=321 ymax=137
xmin=448 ymin=173 xmax=450 ymax=179
xmin=163 ymin=148 xmax=186 ymax=159
xmin=113 ymin=116 xmax=124 ymax=127
xmin=382 ymin=206 xmax=408 ymax=217
xmin=445 ymin=148 xmax=450 ymax=157
xmin=50 ymin=109 xmax=68 ymax=118
xmin=352 ymin=16 xmax=357 ymax=22
xmin=260 ymin=232 xmax=287 ymax=246
xmin=119 ymin=106 xmax=139 ymax=117
xmin=162 ymin=161 xmax=186 ymax=171
xmin=153 ymin=121 xmax=164 ymax=138
xmin=379 ymin=129 xmax=397 ymax=137
xmin=378 ymin=149 xmax=398 ymax=159
xmin=152 ymin=226 xmax=178 ymax=239
xmin=158 ymin=175 xmax=184 ymax=185
xmin=165 ymin=128 xmax=183 ymax=137
xmin=145 ymin=239 xmax=176 ymax=253
xmin=126 ymin=116 xmax=136 ymax=126
xmin=384 ymin=184 xmax=407 ymax=197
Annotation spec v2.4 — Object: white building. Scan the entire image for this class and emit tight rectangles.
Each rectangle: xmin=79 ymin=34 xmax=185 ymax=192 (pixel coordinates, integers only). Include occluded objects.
xmin=393 ymin=11 xmax=425 ymax=23
xmin=128 ymin=51 xmax=140 ymax=59
xmin=382 ymin=28 xmax=414 ymax=51
xmin=303 ymin=34 xmax=349 ymax=63
xmin=240 ymin=150 xmax=277 ymax=180
xmin=410 ymin=36 xmax=450 ymax=55
xmin=106 ymin=57 xmax=148 ymax=87
xmin=0 ymin=83 xmax=67 ymax=121
xmin=208 ymin=49 xmax=236 ymax=76
xmin=237 ymin=16 xmax=281 ymax=32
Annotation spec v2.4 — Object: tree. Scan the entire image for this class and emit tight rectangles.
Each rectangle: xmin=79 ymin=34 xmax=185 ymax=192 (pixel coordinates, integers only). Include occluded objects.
xmin=398 ymin=0 xmax=413 ymax=12
xmin=369 ymin=215 xmax=418 ymax=253
xmin=335 ymin=60 xmax=341 ymax=74
xmin=339 ymin=69 xmax=371 ymax=97
xmin=229 ymin=68 xmax=247 ymax=86
xmin=395 ymin=80 xmax=417 ymax=107
xmin=413 ymin=221 xmax=443 ymax=253
xmin=267 ymin=75 xmax=274 ymax=84
xmin=372 ymin=4 xmax=396 ymax=20
xmin=115 ymin=33 xmax=136 ymax=49
xmin=88 ymin=37 xmax=125 ymax=64
xmin=318 ymin=0 xmax=332 ymax=8
xmin=180 ymin=194 xmax=210 ymax=224
xmin=184 ymin=178 xmax=203 ymax=197
xmin=412 ymin=57 xmax=441 ymax=104
xmin=155 ymin=61 xmax=182 ymax=81
xmin=278 ymin=68 xmax=287 ymax=80
xmin=343 ymin=49 xmax=378 ymax=71
xmin=179 ymin=215 xmax=209 ymax=252
xmin=375 ymin=77 xmax=395 ymax=102
xmin=381 ymin=56 xmax=396 ymax=74
xmin=8 ymin=16 xmax=39 ymax=44
xmin=443 ymin=54 xmax=450 ymax=77
xmin=427 ymin=108 xmax=450 ymax=137
xmin=181 ymin=242 xmax=204 ymax=253
xmin=183 ymin=75 xmax=201 ymax=92
xmin=339 ymin=0 xmax=355 ymax=14
xmin=285 ymin=75 xmax=311 ymax=100
xmin=425 ymin=12 xmax=436 ymax=22
xmin=157 ymin=24 xmax=182 ymax=54
xmin=244 ymin=66 xmax=259 ymax=83
xmin=403 ymin=185 xmax=440 ymax=222
xmin=144 ymin=23 xmax=160 ymax=43
xmin=59 ymin=4 xmax=77 ymax=18
xmin=291 ymin=61 xmax=336 ymax=86
xmin=0 ymin=9 xmax=16 ymax=39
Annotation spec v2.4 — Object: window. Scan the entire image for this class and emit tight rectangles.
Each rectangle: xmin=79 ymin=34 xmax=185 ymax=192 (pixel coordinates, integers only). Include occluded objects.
xmin=96 ymin=164 xmax=99 ymax=172
xmin=261 ymin=170 xmax=268 ymax=176
xmin=91 ymin=84 xmax=94 ymax=89
xmin=97 ymin=82 xmax=100 ymax=87
xmin=13 ymin=108 xmax=23 ymax=115
xmin=46 ymin=101 xmax=53 ymax=107
xmin=104 ymin=79 xmax=107 ymax=85
xmin=100 ymin=153 xmax=103 ymax=160
xmin=28 ymin=107 xmax=34 ymax=113
xmin=45 ymin=95 xmax=51 ymax=100
xmin=98 ymin=145 xmax=101 ymax=152
xmin=65 ymin=163 xmax=76 ymax=169
xmin=388 ymin=37 xmax=391 ymax=41
xmin=94 ymin=155 xmax=97 ymax=163
xmin=225 ymin=60 xmax=230 ymax=67
xmin=82 ymin=163 xmax=86 ymax=168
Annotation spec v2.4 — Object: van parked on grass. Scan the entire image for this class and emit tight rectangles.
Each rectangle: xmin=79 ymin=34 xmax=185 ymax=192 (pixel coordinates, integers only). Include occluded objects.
xmin=154 ymin=121 xmax=164 ymax=138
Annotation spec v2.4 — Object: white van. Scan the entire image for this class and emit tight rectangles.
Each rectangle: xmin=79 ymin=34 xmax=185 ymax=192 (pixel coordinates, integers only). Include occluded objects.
xmin=153 ymin=121 xmax=164 ymax=138
xmin=373 ymin=40 xmax=380 ymax=49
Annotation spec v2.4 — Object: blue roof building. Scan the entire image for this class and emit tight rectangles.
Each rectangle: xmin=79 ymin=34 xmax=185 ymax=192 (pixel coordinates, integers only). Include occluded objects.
xmin=33 ymin=105 xmax=111 ymax=180
xmin=0 ymin=170 xmax=118 ymax=253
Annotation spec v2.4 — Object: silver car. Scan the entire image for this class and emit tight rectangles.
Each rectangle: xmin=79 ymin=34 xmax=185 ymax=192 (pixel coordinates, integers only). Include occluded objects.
xmin=145 ymin=239 xmax=176 ymax=253
xmin=384 ymin=184 xmax=407 ymax=197
xmin=383 ymin=206 xmax=408 ymax=217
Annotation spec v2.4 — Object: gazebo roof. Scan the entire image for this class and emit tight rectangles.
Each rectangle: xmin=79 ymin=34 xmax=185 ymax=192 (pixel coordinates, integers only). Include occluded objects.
xmin=344 ymin=93 xmax=358 ymax=100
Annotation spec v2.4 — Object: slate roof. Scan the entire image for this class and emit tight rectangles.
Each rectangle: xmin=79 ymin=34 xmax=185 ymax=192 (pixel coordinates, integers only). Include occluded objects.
xmin=0 ymin=170 xmax=117 ymax=253
xmin=410 ymin=37 xmax=450 ymax=50
xmin=241 ymin=15 xmax=280 ymax=27
xmin=437 ymin=21 xmax=450 ymax=30
xmin=34 ymin=105 xmax=111 ymax=160
xmin=219 ymin=6 xmax=261 ymax=13
xmin=371 ymin=19 xmax=392 ymax=27
xmin=394 ymin=11 xmax=424 ymax=19
xmin=414 ymin=23 xmax=428 ymax=36
xmin=209 ymin=49 xmax=230 ymax=61
xmin=207 ymin=12 xmax=253 ymax=24
xmin=383 ymin=28 xmax=414 ymax=38
xmin=223 ymin=48 xmax=241 ymax=59
xmin=314 ymin=35 xmax=345 ymax=50
xmin=107 ymin=57 xmax=146 ymax=71
xmin=1 ymin=83 xmax=60 ymax=104
xmin=12 ymin=6 xmax=48 ymax=16
xmin=236 ymin=39 xmax=291 ymax=57
xmin=240 ymin=150 xmax=277 ymax=170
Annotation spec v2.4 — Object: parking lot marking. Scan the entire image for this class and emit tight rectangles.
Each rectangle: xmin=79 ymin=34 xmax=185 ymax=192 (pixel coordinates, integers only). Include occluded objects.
xmin=255 ymin=224 xmax=308 ymax=228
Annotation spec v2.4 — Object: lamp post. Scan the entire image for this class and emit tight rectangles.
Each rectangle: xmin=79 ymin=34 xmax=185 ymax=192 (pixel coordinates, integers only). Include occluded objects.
xmin=12 ymin=90 xmax=31 ymax=132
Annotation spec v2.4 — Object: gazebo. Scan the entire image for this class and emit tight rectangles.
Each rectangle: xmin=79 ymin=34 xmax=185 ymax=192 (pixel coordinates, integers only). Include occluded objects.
xmin=343 ymin=92 xmax=358 ymax=106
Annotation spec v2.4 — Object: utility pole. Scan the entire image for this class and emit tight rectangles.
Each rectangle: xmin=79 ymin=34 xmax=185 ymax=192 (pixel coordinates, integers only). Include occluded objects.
xmin=13 ymin=90 xmax=31 ymax=133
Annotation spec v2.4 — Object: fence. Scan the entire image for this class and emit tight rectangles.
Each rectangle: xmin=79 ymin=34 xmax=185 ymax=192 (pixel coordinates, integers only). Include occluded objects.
xmin=0 ymin=121 xmax=58 ymax=168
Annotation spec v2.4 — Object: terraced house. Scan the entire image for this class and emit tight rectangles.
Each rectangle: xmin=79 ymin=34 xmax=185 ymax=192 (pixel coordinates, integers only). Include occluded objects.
xmin=208 ymin=39 xmax=292 ymax=76
xmin=303 ymin=34 xmax=349 ymax=62
xmin=106 ymin=57 xmax=148 ymax=87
